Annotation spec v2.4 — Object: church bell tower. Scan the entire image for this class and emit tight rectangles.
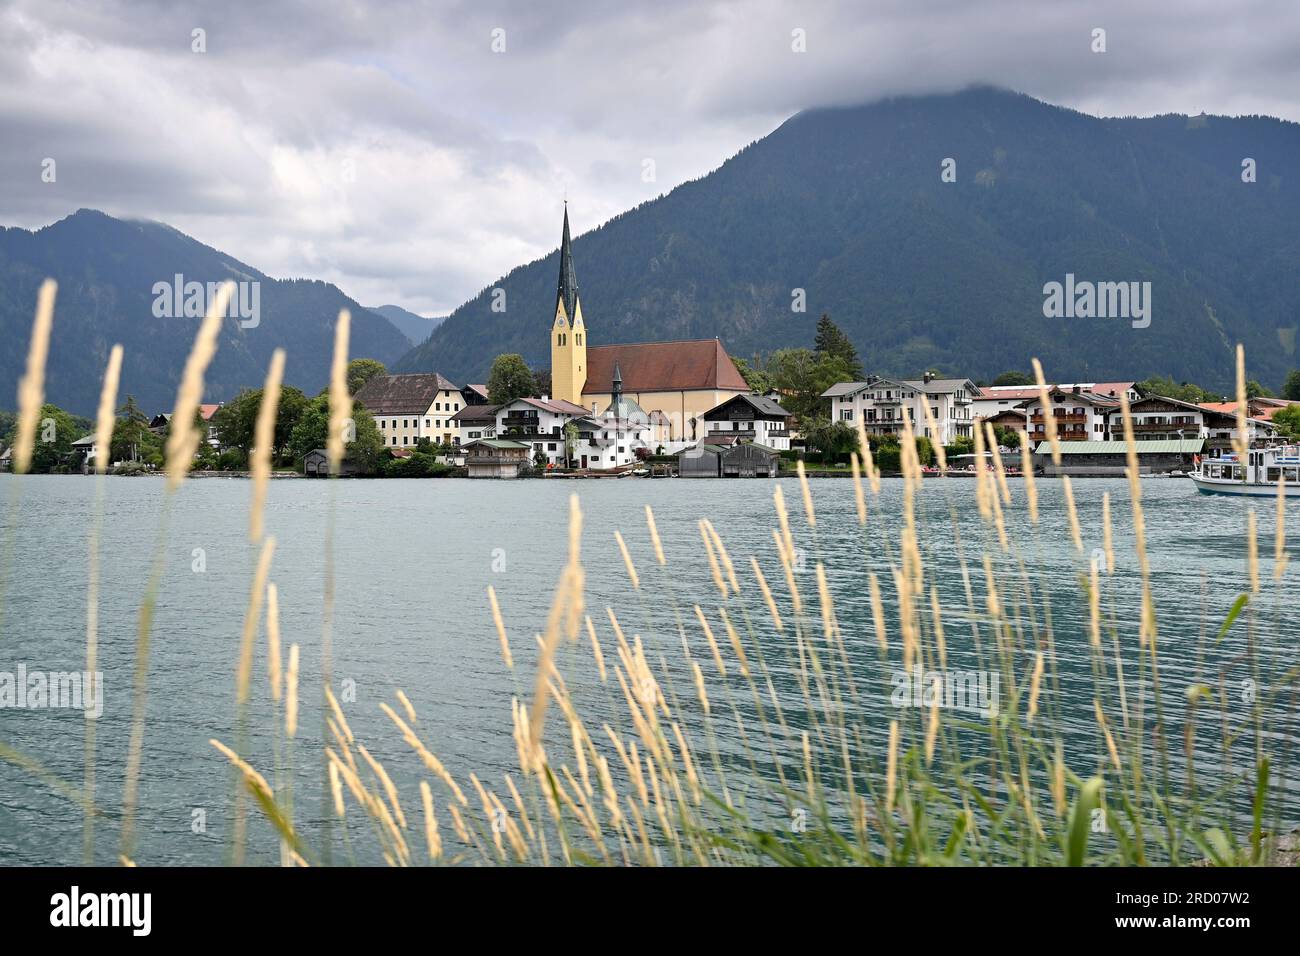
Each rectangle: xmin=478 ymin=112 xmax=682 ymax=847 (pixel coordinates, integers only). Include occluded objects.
xmin=550 ymin=204 xmax=586 ymax=405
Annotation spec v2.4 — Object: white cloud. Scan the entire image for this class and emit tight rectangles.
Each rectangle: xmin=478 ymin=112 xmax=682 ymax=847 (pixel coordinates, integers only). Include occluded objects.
xmin=2 ymin=0 xmax=1298 ymax=315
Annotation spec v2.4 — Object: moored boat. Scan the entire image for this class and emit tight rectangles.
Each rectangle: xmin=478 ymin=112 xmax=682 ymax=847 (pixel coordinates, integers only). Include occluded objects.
xmin=1189 ymin=445 xmax=1300 ymax=497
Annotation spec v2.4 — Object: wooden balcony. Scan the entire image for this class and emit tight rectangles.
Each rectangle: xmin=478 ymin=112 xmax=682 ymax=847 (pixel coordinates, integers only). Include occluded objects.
xmin=1030 ymin=413 xmax=1087 ymax=425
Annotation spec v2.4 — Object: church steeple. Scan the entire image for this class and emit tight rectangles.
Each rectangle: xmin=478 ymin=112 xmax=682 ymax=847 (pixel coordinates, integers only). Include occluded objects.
xmin=550 ymin=203 xmax=587 ymax=405
xmin=556 ymin=203 xmax=579 ymax=322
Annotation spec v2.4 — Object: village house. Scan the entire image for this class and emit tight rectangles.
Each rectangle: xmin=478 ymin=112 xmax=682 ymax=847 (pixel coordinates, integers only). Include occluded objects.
xmin=971 ymin=382 xmax=1138 ymax=422
xmin=1019 ymin=385 xmax=1120 ymax=443
xmin=822 ymin=374 xmax=978 ymax=445
xmin=576 ymin=366 xmax=654 ymax=470
xmin=494 ymin=395 xmax=591 ymax=467
xmin=451 ymin=403 xmax=500 ymax=446
xmin=149 ymin=404 xmax=222 ymax=447
xmin=702 ymin=393 xmax=793 ymax=450
xmin=354 ymin=372 xmax=463 ymax=448
xmin=546 ymin=206 xmax=750 ymax=442
xmin=463 ymin=438 xmax=532 ymax=478
xmin=981 ymin=408 xmax=1029 ymax=437
xmin=1196 ymin=400 xmax=1285 ymax=453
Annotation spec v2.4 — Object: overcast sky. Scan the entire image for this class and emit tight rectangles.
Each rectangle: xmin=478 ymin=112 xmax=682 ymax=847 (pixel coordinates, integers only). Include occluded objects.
xmin=3 ymin=0 xmax=1299 ymax=315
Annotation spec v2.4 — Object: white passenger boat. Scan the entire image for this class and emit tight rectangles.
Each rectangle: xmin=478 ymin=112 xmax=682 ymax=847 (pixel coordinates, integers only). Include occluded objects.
xmin=1189 ymin=445 xmax=1300 ymax=497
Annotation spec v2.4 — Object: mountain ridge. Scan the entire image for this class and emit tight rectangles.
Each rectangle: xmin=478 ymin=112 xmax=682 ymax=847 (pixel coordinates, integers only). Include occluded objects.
xmin=394 ymin=87 xmax=1300 ymax=392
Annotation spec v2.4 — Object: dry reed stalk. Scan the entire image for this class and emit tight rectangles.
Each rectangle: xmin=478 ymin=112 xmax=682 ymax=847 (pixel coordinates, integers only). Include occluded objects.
xmin=165 ymin=282 xmax=233 ymax=488
xmin=285 ymin=644 xmax=300 ymax=737
xmin=83 ymin=343 xmax=123 ymax=864
xmin=849 ymin=452 xmax=867 ymax=525
xmin=644 ymin=505 xmax=667 ymax=566
xmin=614 ymin=530 xmax=640 ymax=589
xmin=1247 ymin=510 xmax=1260 ymax=594
xmin=1088 ymin=562 xmax=1102 ymax=650
xmin=1233 ymin=344 xmax=1249 ymax=463
xmin=1102 ymin=492 xmax=1114 ymax=574
xmin=693 ymin=605 xmax=728 ymax=677
xmin=885 ymin=720 xmax=900 ymax=814
xmin=236 ymin=536 xmax=277 ymax=705
xmin=921 ymin=402 xmax=947 ymax=472
xmin=699 ymin=520 xmax=729 ymax=598
xmin=210 ymin=739 xmax=275 ymax=799
xmin=703 ymin=519 xmax=741 ymax=593
xmin=929 ymin=585 xmax=946 ymax=670
xmin=327 ymin=310 xmax=352 ymax=475
xmin=419 ymin=781 xmax=442 ymax=861
xmin=380 ymin=702 xmax=468 ymax=804
xmin=266 ymin=583 xmax=282 ymax=700
xmin=691 ymin=660 xmax=710 ymax=716
xmin=92 ymin=345 xmax=124 ymax=476
xmin=249 ymin=349 xmax=284 ymax=543
xmin=869 ymin=572 xmax=888 ymax=652
xmin=1017 ymin=428 xmax=1038 ymax=523
xmin=1031 ymin=358 xmax=1060 ymax=466
xmin=1062 ymin=476 xmax=1084 ymax=553
xmin=795 ymin=460 xmax=816 ymax=527
xmin=328 ymin=760 xmax=346 ymax=817
xmin=984 ymin=422 xmax=1010 ymax=504
xmin=358 ymin=744 xmax=408 ymax=829
xmin=584 ymin=616 xmax=607 ymax=681
xmin=925 ymin=699 xmax=940 ymax=765
xmin=13 ymin=279 xmax=57 ymax=474
xmin=972 ymin=416 xmax=992 ymax=520
xmin=487 ymin=585 xmax=513 ymax=669
xmin=1276 ymin=476 xmax=1289 ymax=580
xmin=1093 ymin=699 xmax=1122 ymax=771
xmin=396 ymin=691 xmax=417 ymax=726
xmin=855 ymin=415 xmax=881 ymax=494
xmin=749 ymin=557 xmax=785 ymax=633
xmin=1026 ymin=651 xmax=1045 ymax=722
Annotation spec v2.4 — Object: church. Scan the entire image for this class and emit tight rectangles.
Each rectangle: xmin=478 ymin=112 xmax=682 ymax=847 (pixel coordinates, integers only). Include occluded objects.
xmin=548 ymin=206 xmax=750 ymax=443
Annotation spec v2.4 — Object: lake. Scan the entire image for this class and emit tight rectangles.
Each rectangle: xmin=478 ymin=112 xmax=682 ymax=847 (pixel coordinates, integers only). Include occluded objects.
xmin=0 ymin=473 xmax=1296 ymax=865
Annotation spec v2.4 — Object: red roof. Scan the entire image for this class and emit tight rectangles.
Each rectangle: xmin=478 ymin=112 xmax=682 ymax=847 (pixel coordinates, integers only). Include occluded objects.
xmin=582 ymin=339 xmax=747 ymax=395
xmin=198 ymin=404 xmax=220 ymax=420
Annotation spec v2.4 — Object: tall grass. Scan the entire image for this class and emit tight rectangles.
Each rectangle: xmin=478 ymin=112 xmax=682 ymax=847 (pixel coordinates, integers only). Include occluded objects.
xmin=1 ymin=282 xmax=1296 ymax=867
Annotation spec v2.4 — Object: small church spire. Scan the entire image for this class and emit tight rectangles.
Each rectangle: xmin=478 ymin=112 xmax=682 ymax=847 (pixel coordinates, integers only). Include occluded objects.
xmin=556 ymin=204 xmax=579 ymax=321
xmin=612 ymin=363 xmax=623 ymax=401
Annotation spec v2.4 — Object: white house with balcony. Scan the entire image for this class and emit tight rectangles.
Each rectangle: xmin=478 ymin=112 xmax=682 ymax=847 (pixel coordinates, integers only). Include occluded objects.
xmin=972 ymin=382 xmax=1138 ymax=423
xmin=1019 ymin=385 xmax=1119 ymax=444
xmin=702 ymin=394 xmax=793 ymax=451
xmin=822 ymin=374 xmax=977 ymax=445
xmin=493 ymin=395 xmax=591 ymax=467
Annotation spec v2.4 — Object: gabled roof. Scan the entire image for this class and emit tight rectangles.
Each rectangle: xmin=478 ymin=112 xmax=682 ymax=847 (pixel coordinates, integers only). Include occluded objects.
xmin=704 ymin=393 xmax=791 ymax=420
xmin=902 ymin=378 xmax=976 ymax=395
xmin=505 ymin=396 xmax=590 ymax=416
xmin=464 ymin=438 xmax=531 ymax=450
xmin=450 ymin=403 xmax=500 ymax=424
xmin=1026 ymin=386 xmax=1121 ymax=407
xmin=354 ymin=373 xmax=458 ymax=415
xmin=583 ymin=339 xmax=748 ymax=394
xmin=462 ymin=383 xmax=490 ymax=401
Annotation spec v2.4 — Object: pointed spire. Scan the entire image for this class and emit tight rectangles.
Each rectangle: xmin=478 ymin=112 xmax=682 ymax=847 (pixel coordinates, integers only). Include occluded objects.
xmin=611 ymin=363 xmax=623 ymax=411
xmin=556 ymin=203 xmax=579 ymax=321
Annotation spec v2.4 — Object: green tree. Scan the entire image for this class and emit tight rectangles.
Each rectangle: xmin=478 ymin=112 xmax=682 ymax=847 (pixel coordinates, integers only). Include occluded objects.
xmin=563 ymin=420 xmax=579 ymax=466
xmin=110 ymin=395 xmax=157 ymax=464
xmin=210 ymin=385 xmax=309 ymax=462
xmin=287 ymin=395 xmax=386 ymax=474
xmin=992 ymin=371 xmax=1034 ymax=386
xmin=804 ymin=416 xmax=856 ymax=461
xmin=733 ymin=356 xmax=774 ymax=395
xmin=1273 ymin=404 xmax=1300 ymax=438
xmin=1282 ymin=370 xmax=1300 ymax=401
xmin=766 ymin=348 xmax=853 ymax=425
xmin=27 ymin=403 xmax=79 ymax=473
xmin=488 ymin=354 xmax=537 ymax=405
xmin=1245 ymin=380 xmax=1274 ymax=399
xmin=1135 ymin=376 xmax=1221 ymax=404
xmin=813 ymin=314 xmax=863 ymax=379
xmin=347 ymin=358 xmax=387 ymax=395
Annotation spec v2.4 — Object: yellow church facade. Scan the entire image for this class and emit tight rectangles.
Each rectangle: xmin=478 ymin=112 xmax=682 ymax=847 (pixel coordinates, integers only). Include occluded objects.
xmin=549 ymin=206 xmax=749 ymax=442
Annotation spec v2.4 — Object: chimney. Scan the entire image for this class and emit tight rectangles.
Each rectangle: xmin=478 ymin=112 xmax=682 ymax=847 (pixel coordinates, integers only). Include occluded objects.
xmin=540 ymin=394 xmax=549 ymax=403
xmin=1072 ymin=385 xmax=1081 ymax=395
xmin=923 ymin=371 xmax=935 ymax=384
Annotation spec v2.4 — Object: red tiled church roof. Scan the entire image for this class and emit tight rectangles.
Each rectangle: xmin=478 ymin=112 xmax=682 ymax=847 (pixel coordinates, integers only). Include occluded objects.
xmin=582 ymin=339 xmax=747 ymax=394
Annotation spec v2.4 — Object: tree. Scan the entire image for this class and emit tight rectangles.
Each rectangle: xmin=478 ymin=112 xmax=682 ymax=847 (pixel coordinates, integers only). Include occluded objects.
xmin=1273 ymin=404 xmax=1300 ymax=438
xmin=488 ymin=354 xmax=537 ymax=405
xmin=813 ymin=314 xmax=863 ymax=379
xmin=111 ymin=395 xmax=156 ymax=464
xmin=1245 ymin=380 xmax=1274 ymax=399
xmin=766 ymin=348 xmax=853 ymax=425
xmin=1135 ymin=376 xmax=1221 ymax=405
xmin=533 ymin=368 xmax=552 ymax=399
xmin=347 ymin=358 xmax=387 ymax=396
xmin=803 ymin=417 xmax=856 ymax=461
xmin=210 ymin=385 xmax=309 ymax=462
xmin=992 ymin=371 xmax=1034 ymax=386
xmin=26 ymin=403 xmax=79 ymax=473
xmin=733 ymin=356 xmax=773 ymax=395
xmin=288 ymin=395 xmax=386 ymax=474
xmin=1282 ymin=370 xmax=1300 ymax=401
